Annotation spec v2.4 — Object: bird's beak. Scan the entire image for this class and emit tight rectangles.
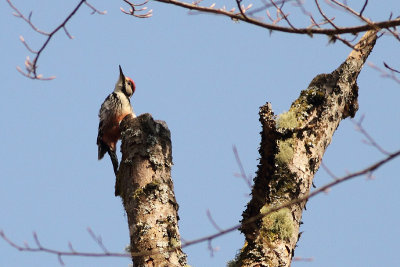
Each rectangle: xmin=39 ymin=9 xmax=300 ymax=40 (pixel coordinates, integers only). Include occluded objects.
xmin=119 ymin=65 xmax=125 ymax=81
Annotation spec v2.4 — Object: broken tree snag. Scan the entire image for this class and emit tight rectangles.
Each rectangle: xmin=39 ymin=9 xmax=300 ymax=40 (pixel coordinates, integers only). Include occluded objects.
xmin=241 ymin=103 xmax=279 ymax=240
xmin=236 ymin=30 xmax=378 ymax=267
xmin=117 ymin=113 xmax=187 ymax=267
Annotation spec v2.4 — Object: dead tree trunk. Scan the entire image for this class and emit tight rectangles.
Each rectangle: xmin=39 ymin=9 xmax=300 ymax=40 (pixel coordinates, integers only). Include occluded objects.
xmin=117 ymin=113 xmax=187 ymax=267
xmin=115 ymin=31 xmax=377 ymax=267
xmin=236 ymin=31 xmax=378 ymax=266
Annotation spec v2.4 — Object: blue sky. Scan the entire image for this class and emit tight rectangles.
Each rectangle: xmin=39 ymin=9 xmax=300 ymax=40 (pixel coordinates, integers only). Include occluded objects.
xmin=1 ymin=0 xmax=399 ymax=266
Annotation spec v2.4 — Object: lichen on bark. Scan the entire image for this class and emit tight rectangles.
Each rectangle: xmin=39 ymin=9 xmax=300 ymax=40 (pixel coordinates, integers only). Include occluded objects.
xmin=237 ymin=30 xmax=378 ymax=267
xmin=117 ymin=113 xmax=187 ymax=267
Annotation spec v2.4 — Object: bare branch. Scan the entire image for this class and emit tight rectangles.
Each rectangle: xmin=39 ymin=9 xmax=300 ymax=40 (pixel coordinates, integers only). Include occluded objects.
xmin=8 ymin=1 xmax=50 ymax=36
xmin=19 ymin=36 xmax=37 ymax=53
xmin=0 ymin=230 xmax=130 ymax=262
xmin=359 ymin=0 xmax=368 ymax=16
xmin=7 ymin=0 xmax=105 ymax=80
xmin=315 ymin=0 xmax=338 ymax=30
xmin=121 ymin=0 xmax=153 ymax=18
xmin=57 ymin=254 xmax=65 ymax=266
xmin=87 ymin=228 xmax=109 ymax=253
xmin=321 ymin=161 xmax=338 ymax=180
xmin=312 ymin=1 xmax=361 ymax=48
xmin=84 ymin=1 xmax=107 ymax=15
xmin=232 ymin=145 xmax=253 ymax=189
xmin=206 ymin=209 xmax=223 ymax=232
xmin=329 ymin=0 xmax=400 ymax=41
xmin=351 ymin=115 xmax=391 ymax=156
xmin=180 ymin=149 xmax=400 ymax=249
xmin=9 ymin=0 xmax=400 ymax=80
xmin=329 ymin=0 xmax=376 ymax=28
xmin=327 ymin=33 xmax=359 ymax=49
xmin=1 ymin=149 xmax=399 ymax=262
xmin=63 ymin=26 xmax=74 ymax=39
xmin=207 ymin=239 xmax=220 ymax=257
xmin=270 ymin=0 xmax=297 ymax=30
xmin=384 ymin=61 xmax=400 ymax=74
xmin=68 ymin=242 xmax=75 ymax=253
xmin=153 ymin=0 xmax=400 ymax=36
xmin=235 ymin=0 xmax=249 ymax=21
xmin=246 ymin=0 xmax=292 ymax=16
xmin=368 ymin=62 xmax=400 ymax=84
xmin=293 ymin=256 xmax=314 ymax=262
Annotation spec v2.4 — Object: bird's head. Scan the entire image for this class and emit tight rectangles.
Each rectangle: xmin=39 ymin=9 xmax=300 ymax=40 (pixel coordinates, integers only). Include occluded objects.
xmin=115 ymin=65 xmax=136 ymax=98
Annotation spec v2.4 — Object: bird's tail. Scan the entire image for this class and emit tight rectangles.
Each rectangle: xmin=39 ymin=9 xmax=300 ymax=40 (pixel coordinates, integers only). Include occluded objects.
xmin=107 ymin=149 xmax=119 ymax=175
xmin=97 ymin=132 xmax=108 ymax=160
xmin=98 ymin=142 xmax=108 ymax=160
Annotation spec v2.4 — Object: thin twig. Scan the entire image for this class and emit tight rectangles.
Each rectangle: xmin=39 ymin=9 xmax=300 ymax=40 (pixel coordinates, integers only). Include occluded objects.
xmin=351 ymin=115 xmax=391 ymax=156
xmin=0 ymin=230 xmax=130 ymax=259
xmin=313 ymin=0 xmax=358 ymax=48
xmin=359 ymin=0 xmax=368 ymax=16
xmin=87 ymin=228 xmax=109 ymax=253
xmin=293 ymin=256 xmax=314 ymax=262
xmin=329 ymin=0 xmax=400 ymax=41
xmin=233 ymin=145 xmax=253 ymax=189
xmin=8 ymin=0 xmax=50 ymax=36
xmin=270 ymin=0 xmax=297 ymax=30
xmin=154 ymin=0 xmax=400 ymax=35
xmin=180 ymin=149 xmax=400 ymax=248
xmin=7 ymin=0 xmax=105 ymax=80
xmin=246 ymin=0 xmax=292 ymax=16
xmin=1 ymin=150 xmax=400 ymax=261
xmin=235 ymin=0 xmax=249 ymax=20
xmin=121 ymin=0 xmax=153 ymax=18
xmin=321 ymin=161 xmax=338 ymax=180
xmin=206 ymin=210 xmax=223 ymax=232
xmin=315 ymin=0 xmax=338 ymax=30
xmin=383 ymin=62 xmax=400 ymax=74
xmin=368 ymin=62 xmax=400 ymax=84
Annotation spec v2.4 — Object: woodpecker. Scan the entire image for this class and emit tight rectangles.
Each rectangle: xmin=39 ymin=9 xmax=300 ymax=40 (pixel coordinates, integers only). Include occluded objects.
xmin=97 ymin=65 xmax=136 ymax=175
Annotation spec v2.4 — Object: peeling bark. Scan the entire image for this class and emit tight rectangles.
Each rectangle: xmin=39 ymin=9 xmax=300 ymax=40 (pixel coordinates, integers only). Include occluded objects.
xmin=236 ymin=31 xmax=378 ymax=266
xmin=117 ymin=113 xmax=187 ymax=267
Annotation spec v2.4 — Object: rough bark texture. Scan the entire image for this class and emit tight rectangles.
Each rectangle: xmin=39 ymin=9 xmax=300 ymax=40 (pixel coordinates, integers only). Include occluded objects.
xmin=117 ymin=113 xmax=187 ymax=267
xmin=235 ymin=31 xmax=378 ymax=266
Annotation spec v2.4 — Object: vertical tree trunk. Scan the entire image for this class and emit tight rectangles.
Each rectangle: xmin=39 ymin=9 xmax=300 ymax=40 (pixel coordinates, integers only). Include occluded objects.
xmin=236 ymin=30 xmax=378 ymax=266
xmin=117 ymin=113 xmax=187 ymax=267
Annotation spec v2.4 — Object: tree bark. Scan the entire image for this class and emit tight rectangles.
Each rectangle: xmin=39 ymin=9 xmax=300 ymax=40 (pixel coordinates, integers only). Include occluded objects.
xmin=117 ymin=113 xmax=187 ymax=267
xmin=115 ymin=31 xmax=377 ymax=267
xmin=235 ymin=30 xmax=378 ymax=266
